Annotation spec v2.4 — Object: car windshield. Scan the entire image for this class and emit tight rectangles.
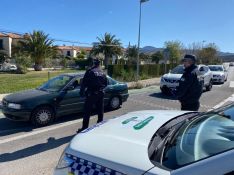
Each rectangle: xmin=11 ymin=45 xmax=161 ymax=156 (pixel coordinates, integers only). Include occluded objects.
xmin=38 ymin=75 xmax=73 ymax=92
xmin=159 ymin=105 xmax=234 ymax=170
xmin=170 ymin=65 xmax=184 ymax=74
xmin=209 ymin=66 xmax=224 ymax=71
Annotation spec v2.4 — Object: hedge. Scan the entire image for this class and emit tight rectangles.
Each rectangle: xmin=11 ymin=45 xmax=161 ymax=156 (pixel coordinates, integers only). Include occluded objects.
xmin=75 ymin=58 xmax=93 ymax=69
xmin=108 ymin=64 xmax=177 ymax=81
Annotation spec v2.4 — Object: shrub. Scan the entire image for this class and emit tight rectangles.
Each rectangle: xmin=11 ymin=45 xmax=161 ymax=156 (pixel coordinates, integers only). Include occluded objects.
xmin=108 ymin=64 xmax=177 ymax=81
xmin=16 ymin=65 xmax=28 ymax=74
xmin=14 ymin=54 xmax=31 ymax=74
xmin=75 ymin=58 xmax=93 ymax=70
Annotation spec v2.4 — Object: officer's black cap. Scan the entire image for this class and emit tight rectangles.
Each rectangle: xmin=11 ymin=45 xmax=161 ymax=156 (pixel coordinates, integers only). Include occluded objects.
xmin=183 ymin=54 xmax=197 ymax=62
xmin=93 ymin=58 xmax=101 ymax=66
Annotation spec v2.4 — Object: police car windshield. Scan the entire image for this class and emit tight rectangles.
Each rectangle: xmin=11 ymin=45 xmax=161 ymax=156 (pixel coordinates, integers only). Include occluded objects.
xmin=38 ymin=75 xmax=73 ymax=92
xmin=170 ymin=65 xmax=184 ymax=74
xmin=160 ymin=105 xmax=234 ymax=170
xmin=209 ymin=66 xmax=224 ymax=71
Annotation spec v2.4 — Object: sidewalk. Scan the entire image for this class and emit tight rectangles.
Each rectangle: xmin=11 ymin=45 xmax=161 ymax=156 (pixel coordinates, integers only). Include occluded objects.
xmin=127 ymin=77 xmax=160 ymax=89
xmin=0 ymin=77 xmax=161 ymax=101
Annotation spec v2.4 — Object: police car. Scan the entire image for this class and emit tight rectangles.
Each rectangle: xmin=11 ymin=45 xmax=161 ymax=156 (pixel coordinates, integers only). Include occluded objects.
xmin=54 ymin=104 xmax=234 ymax=175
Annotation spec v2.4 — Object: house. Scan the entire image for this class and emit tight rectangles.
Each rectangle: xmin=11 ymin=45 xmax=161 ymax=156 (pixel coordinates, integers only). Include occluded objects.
xmin=0 ymin=32 xmax=93 ymax=59
xmin=0 ymin=32 xmax=24 ymax=57
xmin=57 ymin=46 xmax=92 ymax=58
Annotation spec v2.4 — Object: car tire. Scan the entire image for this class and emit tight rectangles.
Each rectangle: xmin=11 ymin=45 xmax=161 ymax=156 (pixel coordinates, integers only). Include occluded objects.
xmin=31 ymin=106 xmax=55 ymax=126
xmin=160 ymin=87 xmax=170 ymax=95
xmin=109 ymin=96 xmax=121 ymax=110
xmin=206 ymin=80 xmax=213 ymax=91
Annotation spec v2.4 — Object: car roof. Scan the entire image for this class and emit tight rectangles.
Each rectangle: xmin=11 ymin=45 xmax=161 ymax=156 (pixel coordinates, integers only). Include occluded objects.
xmin=208 ymin=65 xmax=223 ymax=67
xmin=61 ymin=73 xmax=85 ymax=77
xmin=60 ymin=72 xmax=111 ymax=78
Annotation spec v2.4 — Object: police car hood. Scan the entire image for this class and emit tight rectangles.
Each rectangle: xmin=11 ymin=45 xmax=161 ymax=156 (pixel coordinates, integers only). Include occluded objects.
xmin=67 ymin=110 xmax=187 ymax=174
xmin=163 ymin=73 xmax=182 ymax=80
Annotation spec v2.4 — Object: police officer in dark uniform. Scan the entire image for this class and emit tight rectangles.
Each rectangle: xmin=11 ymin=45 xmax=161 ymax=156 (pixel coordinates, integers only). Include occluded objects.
xmin=176 ymin=54 xmax=203 ymax=111
xmin=77 ymin=58 xmax=108 ymax=132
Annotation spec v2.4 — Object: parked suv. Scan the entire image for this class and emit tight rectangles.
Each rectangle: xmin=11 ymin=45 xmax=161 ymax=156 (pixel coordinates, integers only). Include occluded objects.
xmin=208 ymin=65 xmax=228 ymax=83
xmin=160 ymin=65 xmax=213 ymax=95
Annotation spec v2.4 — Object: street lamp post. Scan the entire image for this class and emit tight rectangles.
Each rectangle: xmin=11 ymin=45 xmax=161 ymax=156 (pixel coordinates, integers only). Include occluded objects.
xmin=136 ymin=0 xmax=149 ymax=81
xmin=202 ymin=40 xmax=206 ymax=49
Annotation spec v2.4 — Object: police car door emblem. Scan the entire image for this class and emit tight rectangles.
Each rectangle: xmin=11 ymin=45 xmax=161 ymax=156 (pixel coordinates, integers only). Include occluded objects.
xmin=133 ymin=116 xmax=154 ymax=130
xmin=122 ymin=117 xmax=138 ymax=124
xmin=122 ymin=116 xmax=154 ymax=130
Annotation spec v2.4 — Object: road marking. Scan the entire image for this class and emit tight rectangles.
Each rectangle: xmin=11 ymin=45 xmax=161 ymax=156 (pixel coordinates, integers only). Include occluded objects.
xmin=230 ymin=81 xmax=234 ymax=88
xmin=0 ymin=118 xmax=82 ymax=145
xmin=210 ymin=94 xmax=234 ymax=110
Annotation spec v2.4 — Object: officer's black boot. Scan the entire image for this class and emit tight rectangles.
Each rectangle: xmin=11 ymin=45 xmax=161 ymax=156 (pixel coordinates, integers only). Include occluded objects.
xmin=77 ymin=127 xmax=85 ymax=133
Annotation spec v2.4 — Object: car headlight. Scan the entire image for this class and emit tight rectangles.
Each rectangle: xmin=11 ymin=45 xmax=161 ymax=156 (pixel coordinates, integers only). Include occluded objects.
xmin=161 ymin=77 xmax=165 ymax=82
xmin=8 ymin=103 xmax=21 ymax=109
xmin=56 ymin=147 xmax=74 ymax=169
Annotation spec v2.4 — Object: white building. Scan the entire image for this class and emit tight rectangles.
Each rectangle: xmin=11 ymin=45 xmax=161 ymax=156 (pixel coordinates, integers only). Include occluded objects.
xmin=57 ymin=46 xmax=92 ymax=58
xmin=0 ymin=33 xmax=24 ymax=57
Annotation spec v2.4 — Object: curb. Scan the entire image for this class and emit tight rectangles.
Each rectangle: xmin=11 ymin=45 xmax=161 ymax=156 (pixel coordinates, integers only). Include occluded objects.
xmin=127 ymin=77 xmax=160 ymax=89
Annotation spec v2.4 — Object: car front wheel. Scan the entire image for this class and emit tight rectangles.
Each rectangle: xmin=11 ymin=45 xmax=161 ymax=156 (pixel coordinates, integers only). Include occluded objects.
xmin=206 ymin=80 xmax=213 ymax=91
xmin=31 ymin=106 xmax=55 ymax=126
xmin=109 ymin=96 xmax=121 ymax=110
xmin=160 ymin=87 xmax=171 ymax=95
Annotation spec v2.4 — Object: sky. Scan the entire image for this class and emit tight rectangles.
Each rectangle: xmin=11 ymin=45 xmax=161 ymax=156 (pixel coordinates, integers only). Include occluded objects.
xmin=1 ymin=0 xmax=234 ymax=52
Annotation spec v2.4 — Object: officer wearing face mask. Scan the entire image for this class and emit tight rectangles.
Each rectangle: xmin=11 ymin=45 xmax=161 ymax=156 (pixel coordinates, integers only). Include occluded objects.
xmin=77 ymin=58 xmax=108 ymax=133
xmin=176 ymin=54 xmax=203 ymax=111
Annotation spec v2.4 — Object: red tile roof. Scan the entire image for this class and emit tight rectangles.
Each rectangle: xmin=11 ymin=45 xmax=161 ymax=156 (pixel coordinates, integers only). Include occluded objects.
xmin=0 ymin=32 xmax=23 ymax=39
xmin=0 ymin=33 xmax=8 ymax=37
xmin=8 ymin=33 xmax=23 ymax=39
xmin=57 ymin=46 xmax=92 ymax=51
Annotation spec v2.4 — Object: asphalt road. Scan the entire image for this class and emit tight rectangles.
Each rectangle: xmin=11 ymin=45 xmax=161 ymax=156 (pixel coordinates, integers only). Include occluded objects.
xmin=0 ymin=67 xmax=234 ymax=175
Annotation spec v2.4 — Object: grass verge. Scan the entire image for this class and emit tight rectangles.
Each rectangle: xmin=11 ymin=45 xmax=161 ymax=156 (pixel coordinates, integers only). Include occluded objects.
xmin=0 ymin=69 xmax=79 ymax=94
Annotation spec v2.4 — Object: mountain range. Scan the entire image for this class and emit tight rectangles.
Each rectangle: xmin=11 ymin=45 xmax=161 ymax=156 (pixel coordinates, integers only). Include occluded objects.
xmin=140 ymin=46 xmax=234 ymax=61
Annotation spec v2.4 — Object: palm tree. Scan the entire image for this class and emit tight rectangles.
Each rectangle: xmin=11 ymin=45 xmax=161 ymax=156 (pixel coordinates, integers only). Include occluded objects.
xmin=15 ymin=31 xmax=57 ymax=71
xmin=91 ymin=33 xmax=122 ymax=68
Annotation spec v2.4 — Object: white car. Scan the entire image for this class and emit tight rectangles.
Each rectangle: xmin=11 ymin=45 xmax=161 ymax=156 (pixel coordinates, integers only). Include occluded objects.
xmin=54 ymin=104 xmax=234 ymax=175
xmin=160 ymin=65 xmax=213 ymax=94
xmin=208 ymin=65 xmax=228 ymax=83
xmin=8 ymin=65 xmax=17 ymax=71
